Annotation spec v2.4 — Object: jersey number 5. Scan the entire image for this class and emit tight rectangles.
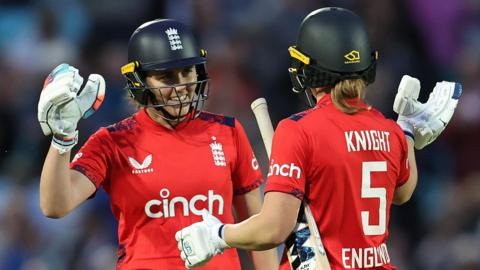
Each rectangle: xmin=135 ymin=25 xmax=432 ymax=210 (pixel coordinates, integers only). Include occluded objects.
xmin=361 ymin=161 xmax=387 ymax=236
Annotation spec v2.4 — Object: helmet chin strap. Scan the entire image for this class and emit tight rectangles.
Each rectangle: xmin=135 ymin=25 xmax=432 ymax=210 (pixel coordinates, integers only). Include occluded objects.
xmin=142 ymin=81 xmax=208 ymax=128
xmin=304 ymin=89 xmax=317 ymax=108
xmin=153 ymin=105 xmax=192 ymax=127
xmin=143 ymin=89 xmax=193 ymax=127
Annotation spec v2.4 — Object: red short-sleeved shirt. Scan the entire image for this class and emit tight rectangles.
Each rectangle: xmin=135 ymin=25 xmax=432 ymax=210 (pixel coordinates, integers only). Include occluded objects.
xmin=265 ymin=94 xmax=410 ymax=270
xmin=71 ymin=109 xmax=263 ymax=269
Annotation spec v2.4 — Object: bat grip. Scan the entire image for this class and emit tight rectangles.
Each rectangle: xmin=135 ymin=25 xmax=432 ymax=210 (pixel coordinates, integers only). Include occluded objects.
xmin=251 ymin=98 xmax=274 ymax=158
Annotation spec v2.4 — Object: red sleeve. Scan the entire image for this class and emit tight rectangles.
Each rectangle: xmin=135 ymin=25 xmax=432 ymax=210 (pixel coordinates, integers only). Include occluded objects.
xmin=264 ymin=119 xmax=307 ymax=200
xmin=231 ymin=119 xmax=263 ymax=195
xmin=70 ymin=128 xmax=112 ymax=189
xmin=394 ymin=125 xmax=411 ymax=187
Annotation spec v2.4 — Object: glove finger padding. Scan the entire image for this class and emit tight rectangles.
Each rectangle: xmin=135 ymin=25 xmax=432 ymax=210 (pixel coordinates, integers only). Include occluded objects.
xmin=413 ymin=82 xmax=461 ymax=149
xmin=413 ymin=119 xmax=444 ymax=150
xmin=42 ymin=63 xmax=82 ymax=92
xmin=177 ymin=223 xmax=213 ymax=269
xmin=393 ymin=75 xmax=421 ymax=116
xmin=52 ymin=74 xmax=106 ymax=137
xmin=394 ymin=75 xmax=462 ymax=150
xmin=38 ymin=64 xmax=84 ymax=136
xmin=77 ymin=74 xmax=106 ymax=119
xmin=393 ymin=75 xmax=424 ymax=139
xmin=427 ymin=81 xmax=461 ymax=123
xmin=175 ymin=211 xmax=229 ymax=269
xmin=49 ymin=100 xmax=82 ymax=137
xmin=38 ymin=63 xmax=106 ymax=154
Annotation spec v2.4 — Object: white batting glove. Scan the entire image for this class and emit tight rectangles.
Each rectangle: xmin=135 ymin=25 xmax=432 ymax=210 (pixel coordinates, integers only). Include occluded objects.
xmin=175 ymin=211 xmax=229 ymax=269
xmin=393 ymin=75 xmax=462 ymax=149
xmin=38 ymin=63 xmax=105 ymax=154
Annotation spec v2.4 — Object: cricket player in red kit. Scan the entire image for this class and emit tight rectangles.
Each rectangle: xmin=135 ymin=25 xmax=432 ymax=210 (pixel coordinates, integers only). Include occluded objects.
xmin=37 ymin=19 xmax=277 ymax=269
xmin=263 ymin=95 xmax=409 ymax=269
xmin=176 ymin=7 xmax=462 ymax=270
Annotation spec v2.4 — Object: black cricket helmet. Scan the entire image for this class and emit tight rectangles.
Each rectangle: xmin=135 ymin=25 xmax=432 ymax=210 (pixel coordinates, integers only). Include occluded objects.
xmin=288 ymin=7 xmax=378 ymax=94
xmin=121 ymin=19 xmax=209 ymax=122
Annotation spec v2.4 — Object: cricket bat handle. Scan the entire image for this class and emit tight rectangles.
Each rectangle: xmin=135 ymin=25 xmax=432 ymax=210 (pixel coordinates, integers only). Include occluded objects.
xmin=250 ymin=97 xmax=331 ymax=270
xmin=251 ymin=98 xmax=275 ymax=158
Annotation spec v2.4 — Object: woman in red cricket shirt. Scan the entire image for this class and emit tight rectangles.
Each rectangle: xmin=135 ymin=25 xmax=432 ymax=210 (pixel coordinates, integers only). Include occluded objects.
xmin=37 ymin=19 xmax=277 ymax=269
xmin=177 ymin=7 xmax=461 ymax=270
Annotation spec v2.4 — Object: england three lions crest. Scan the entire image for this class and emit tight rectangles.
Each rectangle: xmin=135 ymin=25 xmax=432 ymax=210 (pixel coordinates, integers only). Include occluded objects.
xmin=210 ymin=136 xmax=226 ymax=167
xmin=165 ymin=27 xmax=183 ymax=51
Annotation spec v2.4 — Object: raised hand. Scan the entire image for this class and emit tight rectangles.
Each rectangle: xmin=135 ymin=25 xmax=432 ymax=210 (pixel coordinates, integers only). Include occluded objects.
xmin=38 ymin=63 xmax=105 ymax=154
xmin=393 ymin=75 xmax=462 ymax=149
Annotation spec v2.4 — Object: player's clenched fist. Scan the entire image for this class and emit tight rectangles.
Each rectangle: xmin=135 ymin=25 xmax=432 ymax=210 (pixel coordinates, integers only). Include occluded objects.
xmin=175 ymin=211 xmax=229 ymax=269
xmin=38 ymin=63 xmax=105 ymax=154
xmin=394 ymin=75 xmax=462 ymax=149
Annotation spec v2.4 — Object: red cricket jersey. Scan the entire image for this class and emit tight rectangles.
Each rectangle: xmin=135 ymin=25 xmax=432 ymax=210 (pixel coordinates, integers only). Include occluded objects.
xmin=70 ymin=109 xmax=263 ymax=270
xmin=265 ymin=94 xmax=410 ymax=270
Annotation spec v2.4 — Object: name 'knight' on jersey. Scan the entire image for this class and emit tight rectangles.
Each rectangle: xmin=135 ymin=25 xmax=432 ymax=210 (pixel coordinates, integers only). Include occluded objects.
xmin=265 ymin=94 xmax=410 ymax=270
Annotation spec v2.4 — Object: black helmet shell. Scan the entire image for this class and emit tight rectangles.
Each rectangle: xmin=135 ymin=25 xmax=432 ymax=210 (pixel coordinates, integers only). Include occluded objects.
xmin=128 ymin=19 xmax=205 ymax=71
xmin=297 ymin=7 xmax=373 ymax=73
xmin=288 ymin=7 xmax=377 ymax=94
xmin=121 ymin=18 xmax=210 ymax=121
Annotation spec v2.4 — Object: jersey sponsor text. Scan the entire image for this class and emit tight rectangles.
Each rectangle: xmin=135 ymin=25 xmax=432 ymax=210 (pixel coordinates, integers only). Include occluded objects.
xmin=145 ymin=188 xmax=224 ymax=218
xmin=342 ymin=243 xmax=391 ymax=268
xmin=251 ymin=156 xmax=259 ymax=170
xmin=344 ymin=130 xmax=391 ymax=152
xmin=268 ymin=160 xmax=302 ymax=179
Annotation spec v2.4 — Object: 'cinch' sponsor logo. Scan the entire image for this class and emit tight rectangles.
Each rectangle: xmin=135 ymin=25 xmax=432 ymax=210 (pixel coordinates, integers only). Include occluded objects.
xmin=268 ymin=160 xmax=302 ymax=179
xmin=145 ymin=188 xmax=224 ymax=218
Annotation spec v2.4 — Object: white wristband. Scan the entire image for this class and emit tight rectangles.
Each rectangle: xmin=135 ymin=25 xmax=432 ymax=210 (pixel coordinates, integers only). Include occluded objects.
xmin=51 ymin=131 xmax=78 ymax=154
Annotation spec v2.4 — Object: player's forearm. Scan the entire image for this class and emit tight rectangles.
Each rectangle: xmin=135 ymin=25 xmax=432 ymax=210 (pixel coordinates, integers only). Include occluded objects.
xmin=404 ymin=138 xmax=418 ymax=197
xmin=40 ymin=146 xmax=74 ymax=218
xmin=393 ymin=138 xmax=418 ymax=204
xmin=250 ymin=249 xmax=279 ymax=269
xmin=224 ymin=213 xmax=285 ymax=251
xmin=232 ymin=189 xmax=279 ymax=266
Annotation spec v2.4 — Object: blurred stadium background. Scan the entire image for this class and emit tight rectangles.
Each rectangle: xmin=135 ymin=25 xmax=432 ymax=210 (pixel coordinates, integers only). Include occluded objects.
xmin=0 ymin=0 xmax=479 ymax=269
